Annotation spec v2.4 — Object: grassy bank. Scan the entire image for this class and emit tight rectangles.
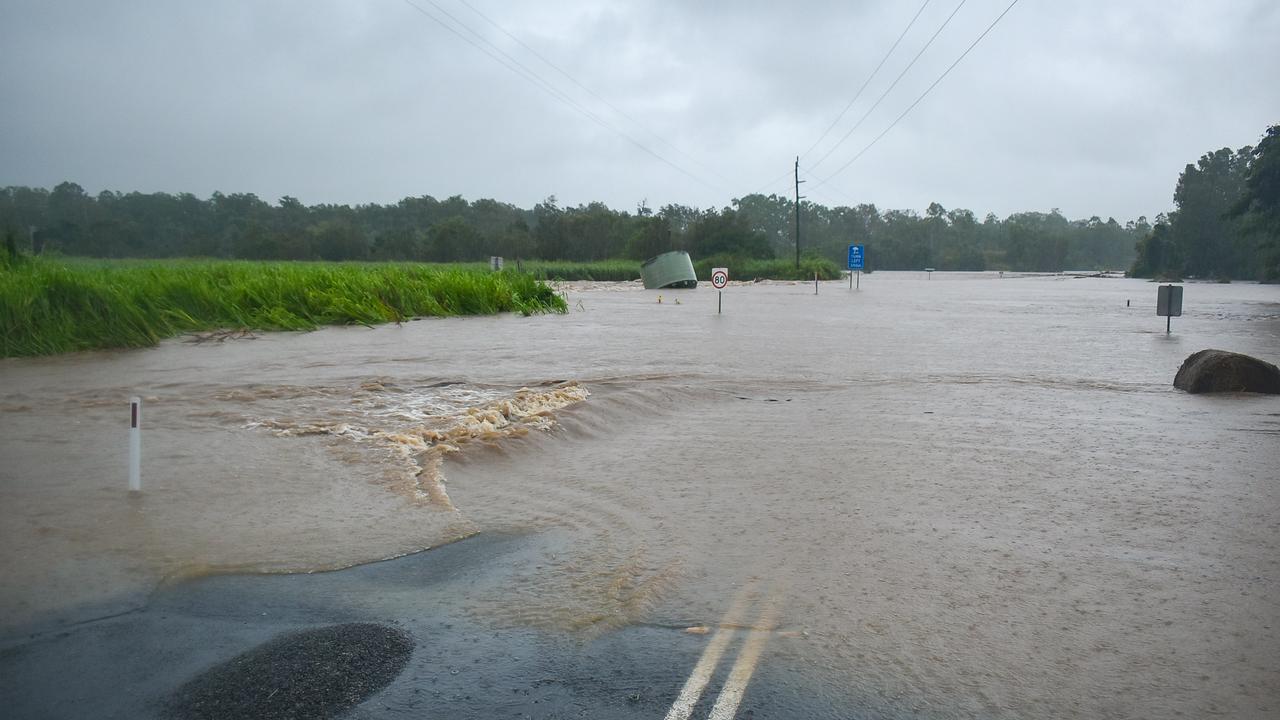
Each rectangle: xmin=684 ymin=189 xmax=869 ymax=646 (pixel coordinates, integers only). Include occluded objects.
xmin=692 ymin=255 xmax=844 ymax=281
xmin=0 ymin=258 xmax=566 ymax=357
xmin=522 ymin=260 xmax=641 ymax=282
xmin=522 ymin=257 xmax=845 ymax=282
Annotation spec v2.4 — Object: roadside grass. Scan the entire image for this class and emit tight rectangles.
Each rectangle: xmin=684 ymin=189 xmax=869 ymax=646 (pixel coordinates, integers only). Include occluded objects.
xmin=520 ymin=257 xmax=845 ymax=282
xmin=522 ymin=260 xmax=641 ymax=282
xmin=692 ymin=255 xmax=845 ymax=281
xmin=0 ymin=258 xmax=566 ymax=357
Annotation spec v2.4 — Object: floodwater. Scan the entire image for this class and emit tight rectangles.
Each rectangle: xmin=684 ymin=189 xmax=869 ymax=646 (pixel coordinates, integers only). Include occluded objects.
xmin=2 ymin=272 xmax=1278 ymax=718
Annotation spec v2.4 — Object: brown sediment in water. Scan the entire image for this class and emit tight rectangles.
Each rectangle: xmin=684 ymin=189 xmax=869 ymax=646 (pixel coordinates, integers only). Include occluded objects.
xmin=249 ymin=381 xmax=590 ymax=509
xmin=0 ymin=378 xmax=589 ymax=634
xmin=3 ymin=277 xmax=1279 ymax=718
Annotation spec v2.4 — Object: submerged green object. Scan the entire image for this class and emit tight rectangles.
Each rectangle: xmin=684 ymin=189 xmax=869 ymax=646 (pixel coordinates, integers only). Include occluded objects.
xmin=640 ymin=251 xmax=697 ymax=289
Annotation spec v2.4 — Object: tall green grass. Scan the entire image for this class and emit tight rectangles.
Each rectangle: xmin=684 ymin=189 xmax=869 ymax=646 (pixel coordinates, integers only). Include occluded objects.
xmin=518 ymin=257 xmax=844 ymax=282
xmin=0 ymin=258 xmax=566 ymax=357
xmin=522 ymin=260 xmax=642 ymax=282
xmin=692 ymin=255 xmax=844 ymax=281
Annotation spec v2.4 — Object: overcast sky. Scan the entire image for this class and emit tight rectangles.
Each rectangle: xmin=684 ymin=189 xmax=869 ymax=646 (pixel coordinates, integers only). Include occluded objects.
xmin=2 ymin=0 xmax=1277 ymax=220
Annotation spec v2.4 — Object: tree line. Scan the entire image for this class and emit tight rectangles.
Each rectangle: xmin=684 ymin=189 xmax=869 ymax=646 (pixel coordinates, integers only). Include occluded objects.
xmin=1130 ymin=123 xmax=1279 ymax=281
xmin=0 ymin=182 xmax=1149 ymax=273
xmin=7 ymin=123 xmax=1275 ymax=278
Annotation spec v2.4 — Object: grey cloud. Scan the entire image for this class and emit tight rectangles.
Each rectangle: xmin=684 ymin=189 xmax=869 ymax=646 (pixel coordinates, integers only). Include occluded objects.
xmin=2 ymin=0 xmax=1277 ymax=220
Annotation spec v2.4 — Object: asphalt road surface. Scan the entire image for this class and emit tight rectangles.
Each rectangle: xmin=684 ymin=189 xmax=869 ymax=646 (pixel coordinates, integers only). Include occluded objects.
xmin=1 ymin=532 xmax=876 ymax=719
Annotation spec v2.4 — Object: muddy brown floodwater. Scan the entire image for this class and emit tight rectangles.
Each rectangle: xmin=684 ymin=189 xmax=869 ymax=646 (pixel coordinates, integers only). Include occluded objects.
xmin=2 ymin=273 xmax=1278 ymax=718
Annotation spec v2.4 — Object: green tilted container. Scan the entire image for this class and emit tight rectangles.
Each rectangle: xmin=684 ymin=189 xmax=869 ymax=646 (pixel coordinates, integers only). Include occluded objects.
xmin=640 ymin=251 xmax=698 ymax=289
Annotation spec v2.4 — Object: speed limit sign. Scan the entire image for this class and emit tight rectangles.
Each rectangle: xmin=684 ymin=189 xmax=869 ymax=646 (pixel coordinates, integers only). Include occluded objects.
xmin=711 ymin=267 xmax=729 ymax=289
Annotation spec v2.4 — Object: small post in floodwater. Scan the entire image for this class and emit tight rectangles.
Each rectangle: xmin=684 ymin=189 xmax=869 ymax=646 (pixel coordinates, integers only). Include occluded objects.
xmin=129 ymin=396 xmax=141 ymax=492
xmin=814 ymin=272 xmax=818 ymax=295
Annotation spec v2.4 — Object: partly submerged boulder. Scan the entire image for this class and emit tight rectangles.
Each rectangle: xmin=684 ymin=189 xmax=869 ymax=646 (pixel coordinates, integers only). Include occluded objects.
xmin=1173 ymin=349 xmax=1280 ymax=394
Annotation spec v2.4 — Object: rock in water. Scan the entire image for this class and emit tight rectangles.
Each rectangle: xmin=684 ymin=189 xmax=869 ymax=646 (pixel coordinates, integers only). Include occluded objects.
xmin=1173 ymin=349 xmax=1280 ymax=394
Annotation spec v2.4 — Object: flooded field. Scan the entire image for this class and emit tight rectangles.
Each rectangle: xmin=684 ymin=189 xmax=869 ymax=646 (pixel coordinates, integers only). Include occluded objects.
xmin=2 ymin=272 xmax=1278 ymax=718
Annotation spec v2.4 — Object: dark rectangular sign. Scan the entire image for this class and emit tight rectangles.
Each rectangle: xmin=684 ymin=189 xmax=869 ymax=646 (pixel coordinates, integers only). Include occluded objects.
xmin=1157 ymin=285 xmax=1183 ymax=317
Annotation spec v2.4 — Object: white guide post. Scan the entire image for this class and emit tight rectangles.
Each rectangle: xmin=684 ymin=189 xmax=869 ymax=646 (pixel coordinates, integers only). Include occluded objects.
xmin=129 ymin=396 xmax=141 ymax=492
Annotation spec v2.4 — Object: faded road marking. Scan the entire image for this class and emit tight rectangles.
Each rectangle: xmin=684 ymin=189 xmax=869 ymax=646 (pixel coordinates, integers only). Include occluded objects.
xmin=662 ymin=583 xmax=757 ymax=720
xmin=706 ymin=598 xmax=781 ymax=720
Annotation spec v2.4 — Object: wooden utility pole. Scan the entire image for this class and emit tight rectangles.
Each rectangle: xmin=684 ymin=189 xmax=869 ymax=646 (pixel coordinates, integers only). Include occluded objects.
xmin=794 ymin=156 xmax=805 ymax=268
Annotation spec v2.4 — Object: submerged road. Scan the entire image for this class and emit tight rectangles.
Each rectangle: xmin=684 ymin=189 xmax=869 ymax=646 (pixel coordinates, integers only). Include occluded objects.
xmin=0 ymin=532 xmax=872 ymax=720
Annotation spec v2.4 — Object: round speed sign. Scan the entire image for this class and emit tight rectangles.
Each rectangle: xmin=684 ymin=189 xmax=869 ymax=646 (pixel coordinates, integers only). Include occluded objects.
xmin=710 ymin=267 xmax=729 ymax=289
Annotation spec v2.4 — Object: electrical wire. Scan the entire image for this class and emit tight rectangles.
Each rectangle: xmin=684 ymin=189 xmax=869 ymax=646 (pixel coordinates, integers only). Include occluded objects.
xmin=745 ymin=167 xmax=795 ymax=197
xmin=800 ymin=0 xmax=932 ymax=162
xmin=399 ymin=0 xmax=723 ymax=190
xmin=810 ymin=0 xmax=1021 ymax=191
xmin=808 ymin=0 xmax=968 ymax=172
xmin=456 ymin=0 xmax=734 ymax=187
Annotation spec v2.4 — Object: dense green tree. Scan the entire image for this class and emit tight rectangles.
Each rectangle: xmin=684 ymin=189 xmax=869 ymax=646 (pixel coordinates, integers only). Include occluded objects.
xmin=686 ymin=208 xmax=773 ymax=259
xmin=625 ymin=215 xmax=674 ymax=260
xmin=493 ymin=219 xmax=534 ymax=261
xmin=309 ymin=219 xmax=368 ymax=261
xmin=1130 ymin=216 xmax=1177 ymax=278
xmin=732 ymin=193 xmax=793 ymax=256
xmin=1170 ymin=146 xmax=1250 ymax=278
xmin=532 ymin=196 xmax=568 ymax=259
xmin=427 ymin=216 xmax=481 ymax=262
xmin=0 ymin=176 xmax=1197 ymax=272
xmin=562 ymin=202 xmax=629 ymax=260
xmin=1230 ymin=124 xmax=1280 ymax=280
xmin=373 ymin=227 xmax=424 ymax=261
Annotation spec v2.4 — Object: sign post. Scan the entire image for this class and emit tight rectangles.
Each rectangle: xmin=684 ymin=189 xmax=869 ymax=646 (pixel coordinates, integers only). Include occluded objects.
xmin=129 ymin=397 xmax=141 ymax=492
xmin=1157 ymin=284 xmax=1183 ymax=334
xmin=847 ymin=244 xmax=864 ymax=289
xmin=711 ymin=267 xmax=728 ymax=314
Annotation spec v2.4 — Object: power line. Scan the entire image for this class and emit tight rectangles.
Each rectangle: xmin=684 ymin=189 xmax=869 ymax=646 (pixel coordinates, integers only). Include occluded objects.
xmin=809 ymin=0 xmax=969 ymax=172
xmin=810 ymin=0 xmax=1021 ymax=190
xmin=400 ymin=1 xmax=559 ymax=106
xmin=398 ymin=0 xmax=723 ymax=190
xmin=456 ymin=0 xmax=734 ymax=187
xmin=800 ymin=0 xmax=932 ymax=162
xmin=745 ymin=167 xmax=794 ymax=197
xmin=755 ymin=2 xmax=932 ymax=199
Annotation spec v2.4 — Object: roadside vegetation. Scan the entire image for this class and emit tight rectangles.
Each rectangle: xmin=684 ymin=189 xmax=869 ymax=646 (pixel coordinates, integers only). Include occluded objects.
xmin=692 ymin=255 xmax=843 ymax=281
xmin=0 ymin=257 xmax=565 ymax=357
xmin=2 ymin=123 xmax=1274 ymax=282
xmin=3 ymin=182 xmax=1151 ymax=276
xmin=522 ymin=257 xmax=843 ymax=282
xmin=1130 ymin=123 xmax=1280 ymax=282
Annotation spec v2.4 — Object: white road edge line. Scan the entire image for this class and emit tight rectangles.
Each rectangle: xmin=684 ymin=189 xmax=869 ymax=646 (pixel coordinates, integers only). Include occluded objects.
xmin=662 ymin=584 xmax=756 ymax=720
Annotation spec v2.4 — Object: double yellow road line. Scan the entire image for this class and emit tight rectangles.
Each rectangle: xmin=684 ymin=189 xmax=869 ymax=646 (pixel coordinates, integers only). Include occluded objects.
xmin=664 ymin=582 xmax=783 ymax=720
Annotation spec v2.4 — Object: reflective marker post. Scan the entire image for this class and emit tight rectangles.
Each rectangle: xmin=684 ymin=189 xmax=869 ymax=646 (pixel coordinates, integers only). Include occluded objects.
xmin=129 ymin=397 xmax=141 ymax=492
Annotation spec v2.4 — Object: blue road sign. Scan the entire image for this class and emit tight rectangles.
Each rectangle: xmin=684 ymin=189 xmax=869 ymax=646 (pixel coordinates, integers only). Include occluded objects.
xmin=847 ymin=244 xmax=865 ymax=270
